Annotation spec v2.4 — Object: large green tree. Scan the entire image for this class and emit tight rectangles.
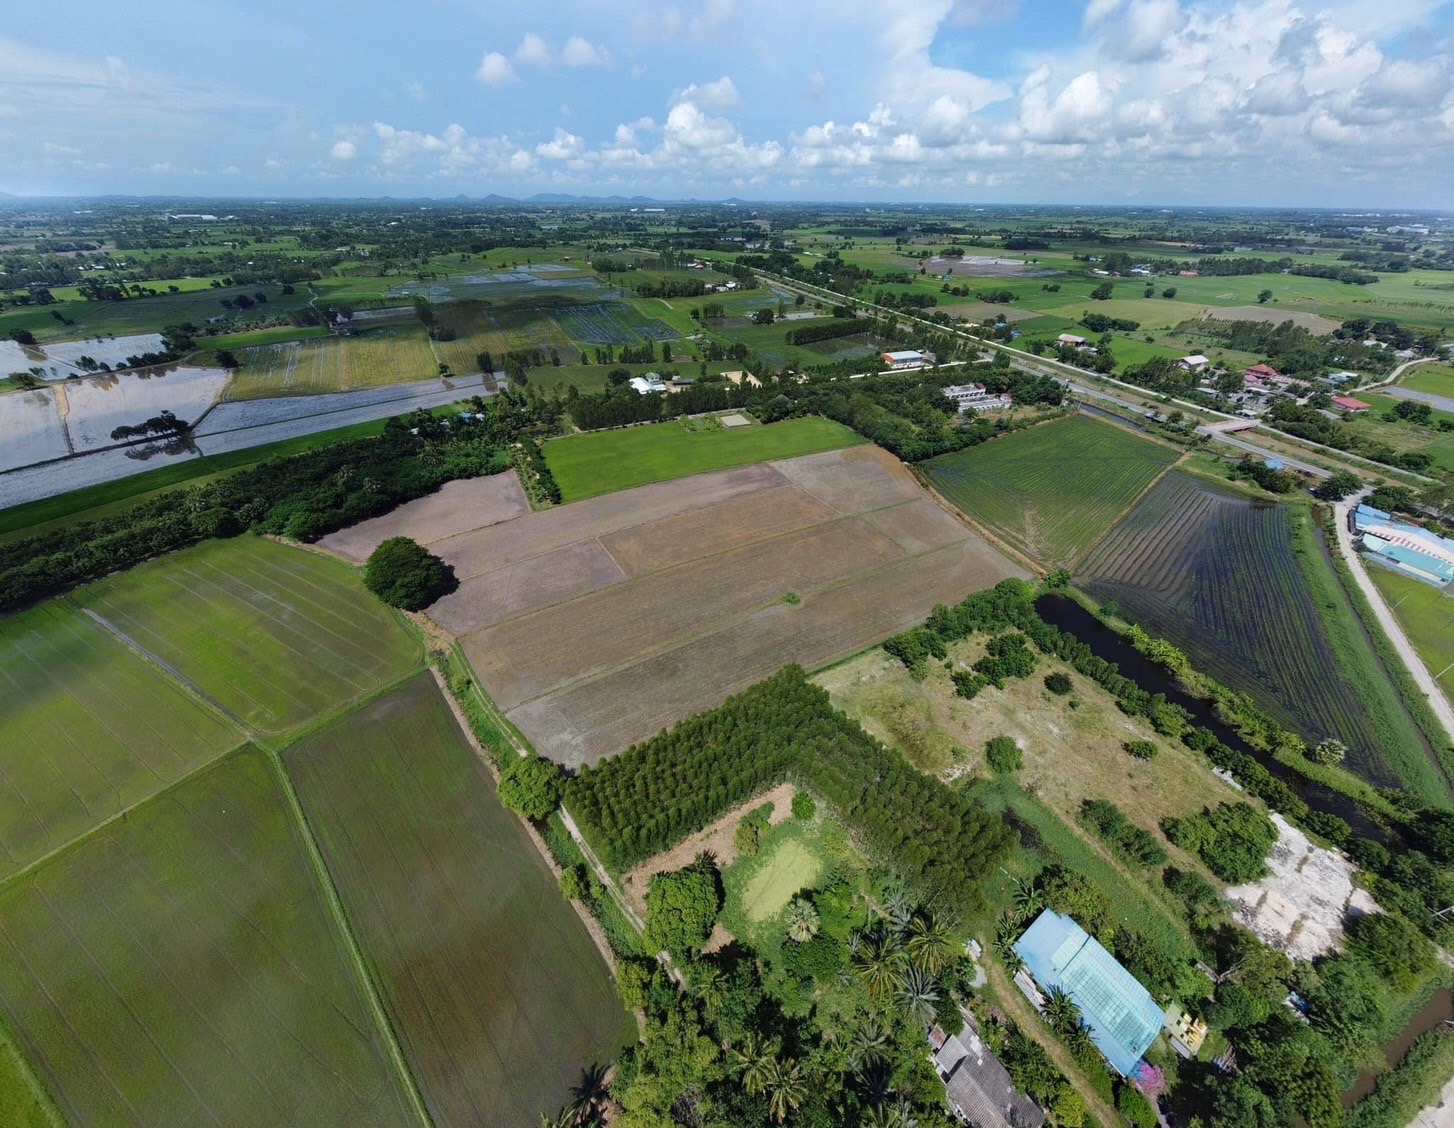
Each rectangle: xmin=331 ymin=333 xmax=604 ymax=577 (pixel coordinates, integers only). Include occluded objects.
xmin=645 ymin=856 xmax=722 ymax=960
xmin=363 ymin=536 xmax=448 ymax=610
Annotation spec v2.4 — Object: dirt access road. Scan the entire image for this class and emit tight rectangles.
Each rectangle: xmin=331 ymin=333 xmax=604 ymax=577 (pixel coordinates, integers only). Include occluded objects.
xmin=1332 ymin=497 xmax=1454 ymax=746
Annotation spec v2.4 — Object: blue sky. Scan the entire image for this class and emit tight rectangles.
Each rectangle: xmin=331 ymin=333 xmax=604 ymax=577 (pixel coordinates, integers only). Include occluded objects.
xmin=1 ymin=0 xmax=1452 ymax=206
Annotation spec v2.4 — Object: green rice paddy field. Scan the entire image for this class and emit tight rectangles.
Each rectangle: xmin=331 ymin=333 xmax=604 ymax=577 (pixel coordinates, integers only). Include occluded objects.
xmin=0 ymin=748 xmax=419 ymax=1126
xmin=1368 ymin=565 xmax=1454 ymax=708
xmin=0 ymin=534 xmax=625 ymax=1123
xmin=288 ymin=674 xmax=630 ymax=1128
xmin=545 ymin=414 xmax=865 ymax=501
xmin=70 ymin=536 xmax=421 ymax=735
xmin=920 ymin=414 xmax=1180 ymax=568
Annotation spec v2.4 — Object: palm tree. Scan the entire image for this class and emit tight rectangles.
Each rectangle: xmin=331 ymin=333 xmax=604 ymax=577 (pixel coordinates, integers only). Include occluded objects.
xmin=994 ymin=916 xmax=1024 ymax=973
xmin=567 ymin=1062 xmax=610 ymax=1124
xmin=856 ymin=933 xmax=908 ymax=999
xmin=883 ymin=888 xmax=914 ymax=932
xmin=848 ymin=1019 xmax=890 ymax=1073
xmin=730 ymin=1030 xmax=778 ymax=1097
xmin=897 ymin=963 xmax=942 ymax=1028
xmin=1063 ymin=1021 xmax=1095 ymax=1059
xmin=1011 ymin=877 xmax=1044 ymax=921
xmin=786 ymin=897 xmax=820 ymax=943
xmin=906 ymin=912 xmax=954 ymax=975
xmin=765 ymin=1057 xmax=806 ymax=1124
xmin=862 ymin=1099 xmax=918 ymax=1128
xmin=1043 ymin=986 xmax=1083 ymax=1037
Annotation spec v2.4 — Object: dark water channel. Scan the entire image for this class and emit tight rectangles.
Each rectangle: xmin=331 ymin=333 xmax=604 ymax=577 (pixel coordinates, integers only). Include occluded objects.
xmin=1344 ymin=987 xmax=1453 ymax=1106
xmin=1033 ymin=594 xmax=1379 ymax=839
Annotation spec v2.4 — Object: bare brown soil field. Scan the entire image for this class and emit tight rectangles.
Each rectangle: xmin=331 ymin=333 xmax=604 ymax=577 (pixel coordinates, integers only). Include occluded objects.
xmin=772 ymin=445 xmax=924 ymax=513
xmin=862 ymin=496 xmax=975 ymax=554
xmin=1204 ymin=306 xmax=1341 ymax=334
xmin=433 ymin=462 xmax=788 ymax=581
xmin=316 ymin=473 xmax=528 ymax=563
xmin=430 ymin=539 xmax=626 ymax=636
xmin=506 ymin=537 xmax=1024 ymax=766
xmin=597 ymin=486 xmax=835 ymax=577
xmin=464 ymin=516 xmax=905 ymax=711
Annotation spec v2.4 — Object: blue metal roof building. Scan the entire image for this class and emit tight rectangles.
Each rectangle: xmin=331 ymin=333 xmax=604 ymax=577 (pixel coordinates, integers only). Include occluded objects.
xmin=1014 ymin=910 xmax=1164 ymax=1076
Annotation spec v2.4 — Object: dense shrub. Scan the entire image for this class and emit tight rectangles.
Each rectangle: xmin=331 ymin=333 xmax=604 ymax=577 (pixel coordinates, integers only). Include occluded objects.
xmin=1345 ymin=911 xmax=1436 ymax=990
xmin=644 ymin=857 xmax=722 ymax=960
xmin=986 ymin=735 xmax=1023 ymax=774
xmin=1163 ymin=802 xmax=1278 ymax=883
xmin=1044 ymin=672 xmax=1073 ymax=695
xmin=791 ymin=791 xmax=816 ymax=820
xmin=1123 ymin=740 xmax=1158 ymax=761
xmin=363 ymin=536 xmax=448 ymax=610
xmin=1079 ymin=799 xmax=1169 ymax=868
xmin=497 ymin=755 xmax=565 ymax=820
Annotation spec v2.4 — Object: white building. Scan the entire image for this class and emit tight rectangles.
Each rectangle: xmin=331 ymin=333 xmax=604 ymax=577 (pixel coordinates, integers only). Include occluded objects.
xmin=944 ymin=383 xmax=1012 ymax=412
xmin=882 ymin=350 xmax=931 ymax=369
xmin=629 ymin=374 xmax=667 ymax=395
xmin=1178 ymin=355 xmax=1210 ymax=371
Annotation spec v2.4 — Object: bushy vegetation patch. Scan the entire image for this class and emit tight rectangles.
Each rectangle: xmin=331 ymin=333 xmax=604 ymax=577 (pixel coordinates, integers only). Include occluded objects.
xmin=1162 ymin=802 xmax=1279 ymax=883
xmin=363 ymin=536 xmax=447 ymax=610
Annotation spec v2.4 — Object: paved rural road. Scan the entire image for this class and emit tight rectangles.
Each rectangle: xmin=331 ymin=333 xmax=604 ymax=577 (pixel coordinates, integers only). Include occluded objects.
xmin=1332 ymin=497 xmax=1454 ymax=745
xmin=1200 ymin=430 xmax=1333 ymax=478
xmin=1381 ymin=385 xmax=1454 ymax=415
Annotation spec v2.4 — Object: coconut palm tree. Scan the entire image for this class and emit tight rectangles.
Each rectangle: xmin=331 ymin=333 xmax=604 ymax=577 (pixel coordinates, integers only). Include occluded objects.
xmin=994 ymin=916 xmax=1024 ymax=973
xmin=883 ymin=888 xmax=915 ymax=932
xmin=856 ymin=933 xmax=908 ymax=999
xmin=730 ymin=1030 xmax=779 ymax=1097
xmin=848 ymin=1019 xmax=891 ymax=1073
xmin=567 ymin=1062 xmax=610 ymax=1123
xmin=1043 ymin=986 xmax=1083 ymax=1037
xmin=1011 ymin=876 xmax=1044 ymax=921
xmin=862 ymin=1099 xmax=918 ymax=1128
xmin=765 ymin=1057 xmax=806 ymax=1124
xmin=906 ymin=912 xmax=954 ymax=975
xmin=1064 ymin=1021 xmax=1095 ymax=1059
xmin=897 ymin=963 xmax=942 ymax=1028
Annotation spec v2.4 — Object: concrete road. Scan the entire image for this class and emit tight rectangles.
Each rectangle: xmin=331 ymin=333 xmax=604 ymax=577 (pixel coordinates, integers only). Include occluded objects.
xmin=1198 ymin=429 xmax=1333 ymax=478
xmin=1332 ymin=497 xmax=1454 ymax=745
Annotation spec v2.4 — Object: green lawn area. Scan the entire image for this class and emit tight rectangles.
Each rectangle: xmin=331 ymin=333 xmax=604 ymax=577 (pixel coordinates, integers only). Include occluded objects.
xmin=920 ymin=413 xmax=1180 ymax=568
xmin=545 ymin=415 xmax=865 ymax=501
xmin=1368 ymin=565 xmax=1454 ymax=707
xmin=1402 ymin=363 xmax=1454 ymax=399
xmin=70 ymin=535 xmax=421 ymax=735
xmin=719 ymin=816 xmax=852 ymax=956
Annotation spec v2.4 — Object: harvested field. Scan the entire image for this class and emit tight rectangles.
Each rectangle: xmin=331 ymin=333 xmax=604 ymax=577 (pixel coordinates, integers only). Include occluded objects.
xmin=0 ymin=748 xmax=417 ymax=1126
xmin=317 ymin=472 xmax=529 ymax=564
xmin=288 ymin=676 xmax=628 ymax=1128
xmin=0 ymin=602 xmax=241 ymax=880
xmin=545 ymin=416 xmax=864 ymax=501
xmin=1206 ymin=306 xmax=1341 ymax=334
xmin=397 ymin=446 xmax=1024 ymax=765
xmin=72 ymin=535 xmax=420 ymax=735
xmin=1080 ymin=470 xmax=1435 ymax=793
xmin=921 ymin=414 xmax=1180 ymax=568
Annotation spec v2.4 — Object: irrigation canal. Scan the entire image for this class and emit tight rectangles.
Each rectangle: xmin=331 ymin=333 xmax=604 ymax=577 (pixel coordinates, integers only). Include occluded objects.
xmin=1034 ymin=594 xmax=1380 ymax=839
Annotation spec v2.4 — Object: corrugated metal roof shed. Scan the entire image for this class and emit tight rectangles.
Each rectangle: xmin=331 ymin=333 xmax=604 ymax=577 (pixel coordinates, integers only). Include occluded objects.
xmin=1014 ymin=910 xmax=1164 ymax=1077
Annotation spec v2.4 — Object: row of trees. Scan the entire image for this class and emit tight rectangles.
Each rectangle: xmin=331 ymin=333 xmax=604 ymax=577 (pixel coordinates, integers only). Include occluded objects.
xmin=566 ymin=665 xmax=1014 ymax=916
xmin=0 ymin=390 xmax=555 ymax=612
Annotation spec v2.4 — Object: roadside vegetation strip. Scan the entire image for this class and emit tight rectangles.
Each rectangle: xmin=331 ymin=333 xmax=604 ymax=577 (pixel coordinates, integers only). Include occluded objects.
xmin=544 ymin=415 xmax=864 ymax=501
xmin=1367 ymin=567 xmax=1454 ymax=706
xmin=70 ymin=536 xmax=422 ymax=736
xmin=0 ymin=748 xmax=420 ymax=1127
xmin=920 ymin=414 xmax=1179 ymax=569
xmin=1078 ymin=470 xmax=1444 ymax=803
xmin=285 ymin=675 xmax=631 ymax=1128
xmin=0 ymin=601 xmax=243 ymax=881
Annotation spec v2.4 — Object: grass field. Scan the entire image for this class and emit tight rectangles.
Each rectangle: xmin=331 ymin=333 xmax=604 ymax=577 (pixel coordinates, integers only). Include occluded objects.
xmin=920 ymin=414 xmax=1180 ymax=568
xmin=287 ymin=675 xmax=629 ymax=1127
xmin=71 ymin=535 xmax=421 ymax=735
xmin=1402 ymin=363 xmax=1454 ymax=399
xmin=0 ymin=601 xmax=242 ymax=880
xmin=228 ymin=325 xmax=437 ymax=398
xmin=719 ymin=818 xmax=847 ymax=954
xmin=545 ymin=415 xmax=865 ymax=501
xmin=0 ymin=1027 xmax=59 ymax=1128
xmin=1368 ymin=566 xmax=1454 ymax=707
xmin=0 ymin=748 xmax=418 ymax=1126
xmin=742 ymin=837 xmax=824 ymax=923
xmin=1079 ymin=470 xmax=1442 ymax=799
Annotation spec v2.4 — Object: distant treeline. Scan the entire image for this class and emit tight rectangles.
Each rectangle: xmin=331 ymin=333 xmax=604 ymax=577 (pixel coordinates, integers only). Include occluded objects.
xmin=0 ymin=397 xmax=544 ymax=613
xmin=782 ymin=318 xmax=871 ymax=345
xmin=564 ymin=363 xmax=1066 ymax=461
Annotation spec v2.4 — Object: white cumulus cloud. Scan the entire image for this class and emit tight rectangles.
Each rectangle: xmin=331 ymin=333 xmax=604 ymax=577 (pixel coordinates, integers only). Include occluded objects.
xmin=329 ymin=139 xmax=357 ymax=160
xmin=476 ymin=51 xmax=515 ymax=86
xmin=561 ymin=36 xmax=607 ymax=66
xmin=515 ymin=33 xmax=551 ymax=67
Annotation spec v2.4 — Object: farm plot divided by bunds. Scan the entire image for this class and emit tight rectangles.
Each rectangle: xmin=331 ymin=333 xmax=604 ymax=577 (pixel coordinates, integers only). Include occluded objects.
xmin=287 ymin=674 xmax=631 ymax=1128
xmin=70 ymin=535 xmax=421 ymax=735
xmin=228 ymin=326 xmax=437 ymax=399
xmin=332 ymin=445 xmax=1027 ymax=766
xmin=1079 ymin=470 xmax=1439 ymax=797
xmin=0 ymin=748 xmax=419 ymax=1127
xmin=920 ymin=413 xmax=1180 ymax=568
